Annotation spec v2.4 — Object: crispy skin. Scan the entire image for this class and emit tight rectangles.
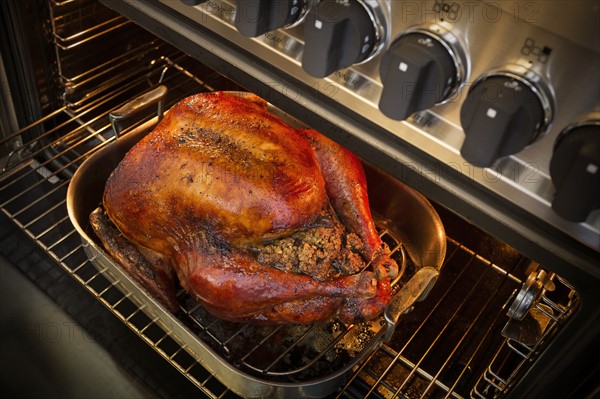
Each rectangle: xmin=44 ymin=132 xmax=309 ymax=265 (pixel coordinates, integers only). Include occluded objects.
xmin=104 ymin=92 xmax=327 ymax=249
xmin=178 ymin=247 xmax=378 ymax=322
xmin=97 ymin=92 xmax=397 ymax=324
xmin=89 ymin=208 xmax=178 ymax=312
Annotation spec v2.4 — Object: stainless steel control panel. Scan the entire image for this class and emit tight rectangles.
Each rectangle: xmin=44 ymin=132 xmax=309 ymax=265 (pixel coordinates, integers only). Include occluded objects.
xmin=157 ymin=0 xmax=600 ymax=251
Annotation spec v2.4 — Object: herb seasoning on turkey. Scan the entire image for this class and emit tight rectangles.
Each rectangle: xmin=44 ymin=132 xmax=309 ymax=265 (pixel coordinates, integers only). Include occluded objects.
xmin=90 ymin=92 xmax=398 ymax=324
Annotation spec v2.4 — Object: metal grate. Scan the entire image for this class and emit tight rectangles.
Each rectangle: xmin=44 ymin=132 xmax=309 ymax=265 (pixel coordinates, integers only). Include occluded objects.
xmin=338 ymin=237 xmax=579 ymax=399
xmin=0 ymin=1 xmax=579 ymax=398
xmin=49 ymin=0 xmax=131 ymax=51
xmin=339 ymin=239 xmax=519 ymax=399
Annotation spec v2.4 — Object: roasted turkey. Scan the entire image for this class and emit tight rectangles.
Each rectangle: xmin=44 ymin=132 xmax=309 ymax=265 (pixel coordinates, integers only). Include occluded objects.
xmin=90 ymin=92 xmax=398 ymax=324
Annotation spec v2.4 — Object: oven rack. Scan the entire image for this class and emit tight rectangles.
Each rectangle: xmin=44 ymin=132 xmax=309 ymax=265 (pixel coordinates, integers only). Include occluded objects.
xmin=49 ymin=0 xmax=131 ymax=51
xmin=58 ymin=39 xmax=174 ymax=108
xmin=338 ymin=240 xmax=520 ymax=399
xmin=1 ymin=58 xmax=579 ymax=399
xmin=47 ymin=0 xmax=184 ymax=113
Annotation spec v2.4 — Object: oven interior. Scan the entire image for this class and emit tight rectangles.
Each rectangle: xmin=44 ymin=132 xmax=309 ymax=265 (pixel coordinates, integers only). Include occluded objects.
xmin=0 ymin=1 xmax=593 ymax=398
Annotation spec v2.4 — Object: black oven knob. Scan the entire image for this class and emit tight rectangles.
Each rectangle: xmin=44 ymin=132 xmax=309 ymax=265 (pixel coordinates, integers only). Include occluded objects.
xmin=460 ymin=69 xmax=553 ymax=167
xmin=234 ymin=0 xmax=311 ymax=37
xmin=302 ymin=0 xmax=387 ymax=78
xmin=379 ymin=29 xmax=466 ymax=120
xmin=550 ymin=119 xmax=600 ymax=222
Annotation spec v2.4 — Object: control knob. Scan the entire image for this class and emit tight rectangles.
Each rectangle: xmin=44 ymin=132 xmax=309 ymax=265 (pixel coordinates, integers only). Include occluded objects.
xmin=235 ymin=0 xmax=313 ymax=37
xmin=302 ymin=0 xmax=387 ymax=78
xmin=379 ymin=28 xmax=466 ymax=120
xmin=550 ymin=118 xmax=600 ymax=222
xmin=460 ymin=68 xmax=553 ymax=167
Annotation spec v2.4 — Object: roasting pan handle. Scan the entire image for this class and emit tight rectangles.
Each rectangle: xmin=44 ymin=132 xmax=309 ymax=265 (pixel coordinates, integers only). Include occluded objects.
xmin=383 ymin=266 xmax=439 ymax=342
xmin=109 ymin=85 xmax=168 ymax=138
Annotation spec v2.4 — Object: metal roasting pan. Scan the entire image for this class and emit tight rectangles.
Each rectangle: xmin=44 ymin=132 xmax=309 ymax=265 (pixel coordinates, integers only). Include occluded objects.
xmin=67 ymin=90 xmax=446 ymax=398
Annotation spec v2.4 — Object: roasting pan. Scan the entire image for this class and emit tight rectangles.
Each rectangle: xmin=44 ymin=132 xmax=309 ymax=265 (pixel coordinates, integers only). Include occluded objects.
xmin=67 ymin=90 xmax=446 ymax=398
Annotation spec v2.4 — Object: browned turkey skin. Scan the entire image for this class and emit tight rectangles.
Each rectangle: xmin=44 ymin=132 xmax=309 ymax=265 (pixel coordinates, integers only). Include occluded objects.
xmin=91 ymin=92 xmax=398 ymax=324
